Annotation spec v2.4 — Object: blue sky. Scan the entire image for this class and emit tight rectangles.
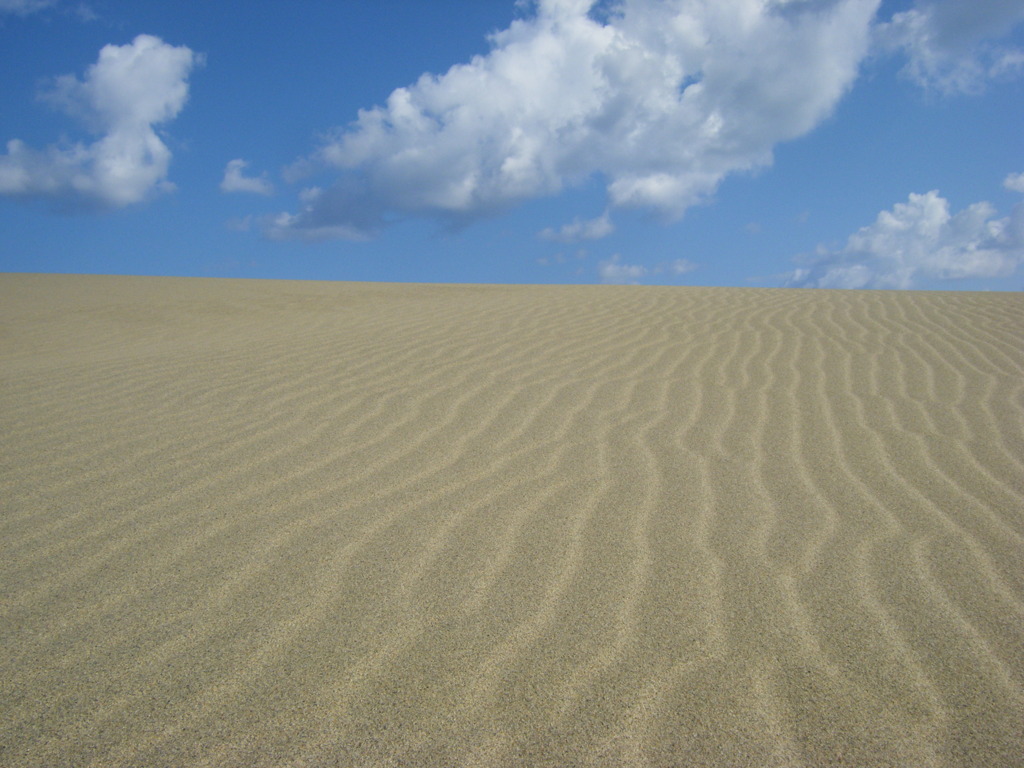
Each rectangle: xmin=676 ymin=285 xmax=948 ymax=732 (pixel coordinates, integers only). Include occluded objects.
xmin=1 ymin=0 xmax=1022 ymax=289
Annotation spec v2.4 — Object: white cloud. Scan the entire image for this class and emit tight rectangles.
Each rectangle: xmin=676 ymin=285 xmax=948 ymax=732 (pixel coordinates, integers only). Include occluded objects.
xmin=598 ymin=253 xmax=647 ymax=284
xmin=272 ymin=0 xmax=880 ymax=240
xmin=0 ymin=1 xmax=97 ymax=21
xmin=595 ymin=254 xmax=696 ymax=283
xmin=1004 ymin=172 xmax=1024 ymax=193
xmin=876 ymin=0 xmax=1024 ymax=93
xmin=0 ymin=35 xmax=199 ymax=211
xmin=220 ymin=158 xmax=273 ymax=195
xmin=538 ymin=211 xmax=613 ymax=242
xmin=265 ymin=209 xmax=373 ymax=243
xmin=0 ymin=0 xmax=56 ymax=14
xmin=788 ymin=190 xmax=1024 ymax=289
xmin=670 ymin=258 xmax=698 ymax=275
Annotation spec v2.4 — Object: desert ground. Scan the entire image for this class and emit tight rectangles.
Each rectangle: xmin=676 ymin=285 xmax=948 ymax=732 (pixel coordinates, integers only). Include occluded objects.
xmin=2 ymin=273 xmax=1022 ymax=766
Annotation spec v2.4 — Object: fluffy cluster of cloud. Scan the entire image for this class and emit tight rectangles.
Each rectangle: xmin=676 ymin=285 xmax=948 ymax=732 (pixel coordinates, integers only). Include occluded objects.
xmin=5 ymin=0 xmax=1022 ymax=291
xmin=875 ymin=0 xmax=1024 ymax=93
xmin=1005 ymin=172 xmax=1024 ymax=194
xmin=788 ymin=181 xmax=1024 ymax=289
xmin=273 ymin=0 xmax=882 ymax=240
xmin=0 ymin=35 xmax=199 ymax=211
xmin=220 ymin=159 xmax=273 ymax=195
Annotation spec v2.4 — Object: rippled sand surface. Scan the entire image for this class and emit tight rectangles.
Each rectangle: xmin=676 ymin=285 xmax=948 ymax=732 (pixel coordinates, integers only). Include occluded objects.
xmin=2 ymin=273 xmax=1023 ymax=766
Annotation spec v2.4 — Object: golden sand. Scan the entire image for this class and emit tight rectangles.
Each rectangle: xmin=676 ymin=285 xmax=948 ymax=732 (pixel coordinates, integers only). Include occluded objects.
xmin=1 ymin=273 xmax=1022 ymax=766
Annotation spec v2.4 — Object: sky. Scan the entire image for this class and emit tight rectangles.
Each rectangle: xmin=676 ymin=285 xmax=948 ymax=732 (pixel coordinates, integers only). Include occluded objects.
xmin=1 ymin=0 xmax=1023 ymax=290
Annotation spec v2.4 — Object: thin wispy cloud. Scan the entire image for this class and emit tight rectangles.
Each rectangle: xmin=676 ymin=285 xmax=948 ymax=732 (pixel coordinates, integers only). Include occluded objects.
xmin=538 ymin=212 xmax=613 ymax=242
xmin=598 ymin=254 xmax=647 ymax=284
xmin=875 ymin=0 xmax=1024 ymax=93
xmin=670 ymin=258 xmax=698 ymax=276
xmin=0 ymin=0 xmax=56 ymax=15
xmin=597 ymin=254 xmax=698 ymax=284
xmin=0 ymin=0 xmax=96 ymax=20
xmin=788 ymin=184 xmax=1024 ymax=289
xmin=0 ymin=35 xmax=200 ymax=211
xmin=272 ymin=0 xmax=881 ymax=241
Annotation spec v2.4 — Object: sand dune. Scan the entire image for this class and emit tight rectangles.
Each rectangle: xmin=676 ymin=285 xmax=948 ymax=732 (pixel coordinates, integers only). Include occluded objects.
xmin=1 ymin=273 xmax=1022 ymax=767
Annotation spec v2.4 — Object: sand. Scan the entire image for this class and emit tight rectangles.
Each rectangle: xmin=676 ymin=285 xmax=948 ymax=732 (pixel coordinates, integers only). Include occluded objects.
xmin=1 ymin=272 xmax=1022 ymax=767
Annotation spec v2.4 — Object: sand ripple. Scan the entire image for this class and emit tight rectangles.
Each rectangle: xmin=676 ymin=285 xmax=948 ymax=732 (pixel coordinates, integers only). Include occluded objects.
xmin=2 ymin=275 xmax=1023 ymax=766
